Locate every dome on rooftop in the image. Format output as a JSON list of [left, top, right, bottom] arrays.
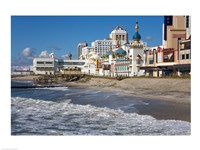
[[114, 48, 127, 56], [133, 32, 141, 41], [133, 21, 141, 42], [89, 53, 100, 60]]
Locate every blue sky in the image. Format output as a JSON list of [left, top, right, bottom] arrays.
[[11, 16, 164, 66]]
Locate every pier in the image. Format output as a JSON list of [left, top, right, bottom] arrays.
[[33, 74, 86, 84]]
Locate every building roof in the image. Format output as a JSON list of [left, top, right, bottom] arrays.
[[111, 26, 127, 34]]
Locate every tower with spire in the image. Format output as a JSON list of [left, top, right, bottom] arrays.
[[132, 21, 141, 43], [129, 21, 146, 76]]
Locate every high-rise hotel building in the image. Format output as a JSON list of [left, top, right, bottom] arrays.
[[88, 26, 128, 57], [163, 16, 187, 49], [77, 42, 88, 59]]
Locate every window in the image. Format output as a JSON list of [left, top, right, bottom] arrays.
[[182, 54, 185, 60], [186, 54, 190, 59], [37, 61, 44, 64], [149, 59, 154, 64], [180, 41, 191, 50], [45, 62, 53, 65], [186, 16, 189, 28]]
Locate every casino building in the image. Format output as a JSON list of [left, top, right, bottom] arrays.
[[99, 21, 146, 77]]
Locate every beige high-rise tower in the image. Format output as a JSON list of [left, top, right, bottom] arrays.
[[163, 16, 186, 50]]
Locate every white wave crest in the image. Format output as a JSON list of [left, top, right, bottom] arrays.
[[11, 97, 191, 135]]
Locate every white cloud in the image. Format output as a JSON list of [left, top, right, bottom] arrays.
[[145, 36, 153, 40], [39, 50, 49, 58], [21, 47, 36, 57]]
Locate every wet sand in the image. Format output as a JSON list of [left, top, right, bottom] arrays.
[[135, 99, 190, 122]]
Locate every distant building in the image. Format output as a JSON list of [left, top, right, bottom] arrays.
[[11, 66, 33, 76], [88, 26, 128, 57], [80, 46, 95, 60], [33, 53, 87, 75], [33, 16, 190, 78], [77, 42, 88, 59], [109, 26, 128, 41], [91, 39, 116, 56], [99, 21, 146, 77]]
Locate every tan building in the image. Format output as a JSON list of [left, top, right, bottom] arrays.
[[163, 16, 186, 50], [142, 16, 191, 77]]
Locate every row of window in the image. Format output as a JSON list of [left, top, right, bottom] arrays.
[[116, 35, 126, 40], [116, 66, 129, 71], [58, 62, 85, 66], [181, 54, 190, 60], [97, 42, 113, 45], [37, 61, 85, 66], [116, 61, 130, 65], [37, 61, 53, 65]]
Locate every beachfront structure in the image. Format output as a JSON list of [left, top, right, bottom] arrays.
[[76, 22, 146, 77], [142, 44, 190, 77], [98, 21, 146, 77], [33, 57, 57, 75], [32, 16, 190, 78], [57, 59, 86, 75], [33, 53, 87, 75], [33, 53, 57, 75], [142, 16, 191, 77], [99, 40, 130, 77], [176, 38, 191, 75]]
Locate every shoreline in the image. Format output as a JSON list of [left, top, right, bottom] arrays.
[[65, 79, 191, 122], [11, 76, 191, 122]]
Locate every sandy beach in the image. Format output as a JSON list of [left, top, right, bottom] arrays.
[[65, 77, 191, 103], [12, 76, 191, 122], [67, 77, 191, 122]]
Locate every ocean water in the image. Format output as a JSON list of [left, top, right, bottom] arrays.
[[11, 80, 191, 135]]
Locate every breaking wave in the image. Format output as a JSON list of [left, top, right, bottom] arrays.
[[11, 97, 190, 135]]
